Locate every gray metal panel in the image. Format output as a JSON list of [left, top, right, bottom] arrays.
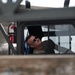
[[0, 6, 75, 22], [17, 22, 24, 54]]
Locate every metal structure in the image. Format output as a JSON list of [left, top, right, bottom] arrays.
[[0, 0, 75, 54]]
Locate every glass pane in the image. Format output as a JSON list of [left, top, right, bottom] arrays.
[[71, 36, 75, 53], [24, 23, 75, 54], [60, 36, 69, 43]]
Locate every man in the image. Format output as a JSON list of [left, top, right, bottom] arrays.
[[26, 35, 74, 54]]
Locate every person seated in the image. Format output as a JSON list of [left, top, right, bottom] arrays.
[[26, 35, 74, 54]]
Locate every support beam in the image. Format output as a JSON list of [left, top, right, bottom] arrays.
[[0, 6, 75, 22], [17, 22, 24, 54]]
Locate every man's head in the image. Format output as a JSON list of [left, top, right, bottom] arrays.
[[26, 35, 41, 49]]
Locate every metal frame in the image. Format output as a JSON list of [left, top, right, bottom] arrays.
[[0, 0, 75, 54], [0, 7, 75, 22]]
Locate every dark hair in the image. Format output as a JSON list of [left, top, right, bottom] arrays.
[[26, 35, 32, 42]]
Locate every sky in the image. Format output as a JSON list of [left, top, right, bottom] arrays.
[[21, 0, 75, 8], [1, 0, 75, 7]]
